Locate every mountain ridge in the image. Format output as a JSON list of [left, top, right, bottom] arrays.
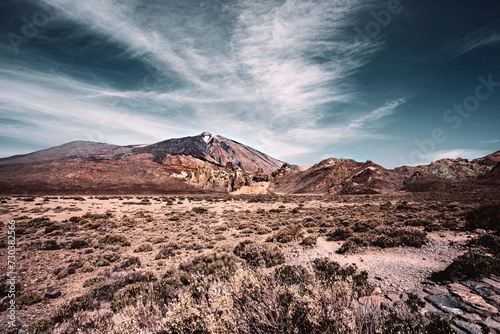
[[0, 134, 498, 195]]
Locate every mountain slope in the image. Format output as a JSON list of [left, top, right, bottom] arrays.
[[0, 132, 284, 194], [0, 141, 132, 165], [133, 132, 283, 173], [271, 158, 401, 195]]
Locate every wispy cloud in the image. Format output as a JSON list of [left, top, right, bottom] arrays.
[[422, 149, 491, 162], [286, 99, 406, 143], [479, 139, 500, 145], [438, 22, 500, 60], [1, 0, 391, 162]]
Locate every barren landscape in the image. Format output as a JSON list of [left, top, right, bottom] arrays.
[[1, 188, 499, 333]]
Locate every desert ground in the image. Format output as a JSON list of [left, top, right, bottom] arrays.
[[1, 190, 499, 333]]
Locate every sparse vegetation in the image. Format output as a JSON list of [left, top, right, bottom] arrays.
[[431, 250, 500, 282], [98, 234, 131, 247], [233, 240, 285, 267], [465, 202, 500, 234], [267, 224, 303, 243], [2, 192, 498, 333]]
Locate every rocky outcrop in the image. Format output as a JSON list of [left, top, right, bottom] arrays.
[[270, 158, 401, 195], [423, 277, 500, 333], [0, 132, 498, 195], [479, 162, 500, 185]]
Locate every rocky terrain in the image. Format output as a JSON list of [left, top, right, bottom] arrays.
[[0, 189, 499, 333], [0, 132, 498, 196]]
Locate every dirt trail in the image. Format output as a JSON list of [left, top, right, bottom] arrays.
[[288, 232, 471, 294]]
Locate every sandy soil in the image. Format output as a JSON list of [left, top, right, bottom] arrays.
[[0, 192, 487, 331]]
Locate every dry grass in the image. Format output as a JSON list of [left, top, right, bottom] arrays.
[[0, 192, 492, 333]]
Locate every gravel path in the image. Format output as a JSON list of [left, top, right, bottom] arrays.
[[287, 231, 472, 294]]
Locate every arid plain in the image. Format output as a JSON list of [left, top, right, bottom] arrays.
[[1, 188, 499, 333]]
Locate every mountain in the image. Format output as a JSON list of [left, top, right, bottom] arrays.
[[478, 162, 500, 185], [271, 153, 500, 195], [132, 132, 283, 173], [0, 132, 284, 195], [0, 133, 498, 195], [0, 141, 132, 165], [472, 151, 500, 166], [0, 132, 282, 174], [271, 158, 401, 195]]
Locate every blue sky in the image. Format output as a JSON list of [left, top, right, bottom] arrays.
[[0, 0, 499, 168]]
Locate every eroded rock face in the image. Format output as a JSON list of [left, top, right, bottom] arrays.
[[270, 159, 401, 195], [174, 163, 271, 193], [424, 276, 500, 333]]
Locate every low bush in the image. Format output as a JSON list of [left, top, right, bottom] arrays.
[[233, 240, 285, 267], [338, 227, 427, 253], [134, 243, 153, 253], [111, 282, 156, 311], [180, 251, 239, 280], [327, 227, 353, 241], [17, 290, 42, 306], [300, 235, 317, 246], [43, 260, 447, 333], [431, 251, 500, 282], [192, 207, 208, 214], [267, 224, 303, 243], [98, 234, 131, 247], [465, 202, 500, 234], [155, 246, 176, 260]]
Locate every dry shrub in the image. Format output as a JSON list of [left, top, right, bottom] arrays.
[[300, 235, 317, 246], [338, 227, 427, 254], [180, 251, 239, 280], [98, 234, 131, 247], [233, 240, 285, 267], [43, 260, 448, 333], [465, 202, 500, 234], [192, 206, 209, 214], [134, 242, 153, 253], [155, 245, 177, 260], [327, 227, 353, 241], [111, 282, 157, 311], [267, 224, 303, 243], [431, 250, 500, 282]]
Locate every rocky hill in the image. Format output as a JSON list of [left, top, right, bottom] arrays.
[[133, 132, 283, 173], [0, 133, 283, 195], [271, 158, 402, 195], [0, 134, 498, 195], [0, 141, 133, 165]]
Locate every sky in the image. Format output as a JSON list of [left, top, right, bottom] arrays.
[[0, 0, 499, 168]]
